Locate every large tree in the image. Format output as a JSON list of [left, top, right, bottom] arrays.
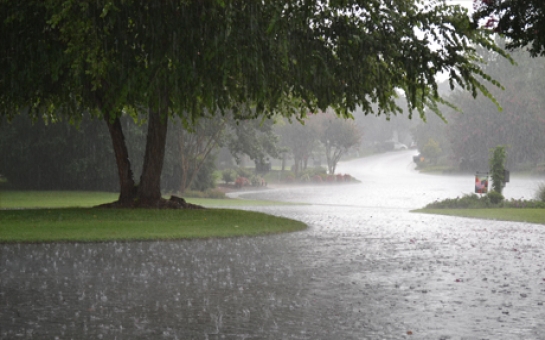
[[1, 0, 507, 207]]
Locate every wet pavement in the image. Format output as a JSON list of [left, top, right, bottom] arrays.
[[2, 151, 545, 339]]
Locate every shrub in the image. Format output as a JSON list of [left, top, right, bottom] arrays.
[[236, 167, 253, 178], [425, 193, 490, 209], [505, 198, 545, 209], [250, 175, 265, 186], [421, 138, 442, 164], [222, 169, 236, 184], [425, 192, 545, 209], [204, 188, 227, 199], [297, 167, 327, 182], [234, 176, 250, 188], [280, 171, 295, 181], [489, 146, 507, 194], [308, 167, 327, 177], [299, 173, 311, 182], [188, 155, 217, 192], [312, 175, 323, 183], [486, 190, 504, 204], [535, 182, 545, 202]]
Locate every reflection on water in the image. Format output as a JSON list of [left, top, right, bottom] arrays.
[[2, 151, 545, 339]]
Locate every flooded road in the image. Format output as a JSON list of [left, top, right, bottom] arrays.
[[2, 151, 545, 339], [239, 150, 538, 209]]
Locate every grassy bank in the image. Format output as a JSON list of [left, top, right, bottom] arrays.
[[0, 191, 306, 243], [414, 208, 545, 225], [0, 190, 295, 209]]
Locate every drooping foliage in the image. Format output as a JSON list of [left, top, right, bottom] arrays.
[[473, 0, 545, 57], [413, 41, 545, 172], [1, 0, 509, 206]]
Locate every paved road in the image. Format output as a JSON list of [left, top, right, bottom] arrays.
[[1, 151, 545, 339]]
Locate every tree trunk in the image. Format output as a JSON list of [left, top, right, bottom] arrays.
[[104, 113, 136, 205], [293, 157, 300, 177], [178, 128, 188, 195], [137, 103, 169, 206]]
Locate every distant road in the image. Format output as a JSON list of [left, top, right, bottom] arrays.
[[239, 150, 541, 210]]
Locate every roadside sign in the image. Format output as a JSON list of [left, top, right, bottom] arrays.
[[475, 172, 488, 194]]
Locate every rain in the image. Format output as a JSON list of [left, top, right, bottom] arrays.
[[2, 1, 545, 339], [2, 151, 545, 339]]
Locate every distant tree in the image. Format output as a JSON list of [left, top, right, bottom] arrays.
[[170, 112, 280, 194], [317, 111, 362, 174], [489, 145, 507, 194], [173, 116, 227, 195], [221, 169, 236, 185], [446, 43, 545, 171], [277, 117, 320, 176], [227, 117, 280, 170], [412, 38, 545, 172], [412, 113, 450, 160], [1, 1, 509, 208]]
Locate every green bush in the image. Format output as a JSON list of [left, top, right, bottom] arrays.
[[421, 138, 442, 164], [236, 167, 254, 178], [425, 192, 545, 209], [222, 169, 236, 184], [425, 193, 487, 209], [299, 173, 311, 182], [203, 188, 228, 199], [503, 198, 545, 208], [486, 190, 504, 204], [280, 171, 295, 181], [535, 182, 545, 202], [250, 175, 265, 186], [295, 167, 327, 182]]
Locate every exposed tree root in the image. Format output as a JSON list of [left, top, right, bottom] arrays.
[[96, 196, 205, 209]]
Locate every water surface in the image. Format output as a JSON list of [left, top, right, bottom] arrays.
[[2, 151, 544, 339]]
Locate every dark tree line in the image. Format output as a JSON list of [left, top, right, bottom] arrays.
[[0, 114, 118, 191]]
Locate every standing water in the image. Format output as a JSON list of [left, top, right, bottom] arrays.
[[2, 150, 545, 339]]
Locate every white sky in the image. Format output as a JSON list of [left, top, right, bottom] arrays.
[[446, 0, 474, 12]]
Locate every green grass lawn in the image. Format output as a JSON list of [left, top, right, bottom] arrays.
[[0, 208, 306, 243], [0, 191, 307, 243], [0, 190, 296, 209], [413, 208, 545, 225]]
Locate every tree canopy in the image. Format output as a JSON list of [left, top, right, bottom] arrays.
[[412, 40, 545, 172], [473, 0, 545, 57], [1, 0, 508, 207]]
